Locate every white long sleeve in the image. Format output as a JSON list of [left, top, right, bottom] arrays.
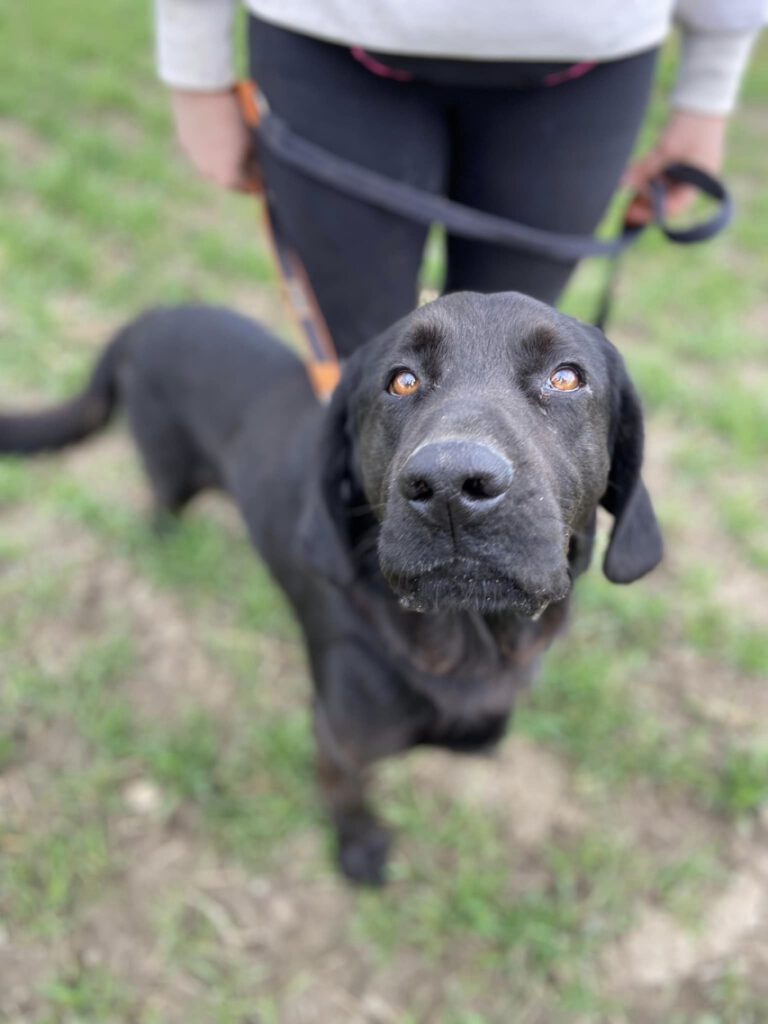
[[154, 0, 238, 90], [153, 0, 765, 112], [672, 1, 766, 112], [672, 29, 759, 112]]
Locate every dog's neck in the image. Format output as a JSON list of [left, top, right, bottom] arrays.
[[348, 575, 570, 725], [351, 558, 570, 679]]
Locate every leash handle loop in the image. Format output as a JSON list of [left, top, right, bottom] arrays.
[[645, 162, 734, 244], [594, 164, 734, 331]]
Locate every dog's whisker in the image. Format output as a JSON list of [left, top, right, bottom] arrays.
[[349, 532, 380, 561]]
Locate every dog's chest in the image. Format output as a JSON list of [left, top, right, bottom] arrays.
[[371, 598, 568, 723]]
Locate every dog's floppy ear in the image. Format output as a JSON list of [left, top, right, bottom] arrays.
[[297, 357, 364, 587], [600, 344, 663, 584]]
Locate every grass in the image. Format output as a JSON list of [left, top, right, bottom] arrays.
[[144, 707, 315, 861], [39, 966, 136, 1024], [47, 476, 296, 629], [0, 4, 767, 1021], [0, 751, 119, 935]]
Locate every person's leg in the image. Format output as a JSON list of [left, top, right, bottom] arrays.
[[248, 18, 448, 356], [445, 49, 658, 303]]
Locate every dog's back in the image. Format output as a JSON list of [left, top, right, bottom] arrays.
[[119, 306, 317, 462], [0, 305, 312, 450], [0, 304, 321, 528]]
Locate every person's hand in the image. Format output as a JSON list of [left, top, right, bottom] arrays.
[[170, 88, 257, 191], [623, 110, 727, 226]]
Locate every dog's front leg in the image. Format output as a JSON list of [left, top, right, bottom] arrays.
[[313, 707, 392, 887]]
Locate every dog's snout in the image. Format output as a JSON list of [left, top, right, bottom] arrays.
[[398, 440, 513, 523]]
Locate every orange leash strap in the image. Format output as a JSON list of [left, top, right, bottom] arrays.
[[235, 80, 341, 402]]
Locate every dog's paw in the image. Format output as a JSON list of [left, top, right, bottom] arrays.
[[337, 820, 392, 887]]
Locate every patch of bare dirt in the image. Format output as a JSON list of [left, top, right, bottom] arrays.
[[654, 646, 768, 734], [597, 777, 727, 861], [0, 118, 51, 166], [620, 416, 768, 737], [605, 865, 768, 996], [0, 936, 67, 1022], [3, 512, 239, 723], [596, 810, 768, 1020], [408, 735, 587, 847]]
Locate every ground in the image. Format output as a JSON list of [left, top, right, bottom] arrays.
[[1, 5, 767, 1022]]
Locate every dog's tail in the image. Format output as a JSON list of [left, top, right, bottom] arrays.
[[0, 319, 141, 455]]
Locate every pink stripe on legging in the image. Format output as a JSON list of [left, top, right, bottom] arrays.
[[543, 61, 597, 87], [351, 48, 595, 88], [350, 47, 414, 81]]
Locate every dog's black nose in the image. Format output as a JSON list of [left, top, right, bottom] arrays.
[[399, 440, 513, 523]]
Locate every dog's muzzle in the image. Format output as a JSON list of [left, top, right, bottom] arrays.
[[377, 438, 572, 615]]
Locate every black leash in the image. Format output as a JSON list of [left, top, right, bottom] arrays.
[[260, 113, 732, 263]]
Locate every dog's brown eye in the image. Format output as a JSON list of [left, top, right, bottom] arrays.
[[388, 369, 420, 397], [548, 366, 582, 392]]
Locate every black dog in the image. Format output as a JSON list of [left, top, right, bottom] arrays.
[[0, 293, 662, 884]]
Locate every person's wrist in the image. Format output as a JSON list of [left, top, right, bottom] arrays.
[[657, 109, 727, 171], [666, 109, 728, 129], [170, 85, 238, 107], [169, 87, 252, 191]]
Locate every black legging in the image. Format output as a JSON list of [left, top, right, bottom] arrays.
[[249, 17, 658, 355]]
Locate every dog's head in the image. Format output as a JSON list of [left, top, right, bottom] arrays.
[[301, 292, 662, 616]]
